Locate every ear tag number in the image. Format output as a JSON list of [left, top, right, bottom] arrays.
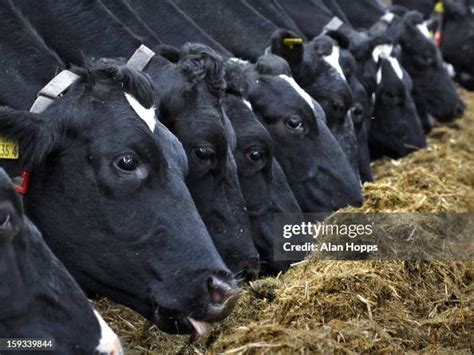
[[0, 137, 19, 159]]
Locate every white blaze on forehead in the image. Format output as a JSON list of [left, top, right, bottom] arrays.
[[94, 310, 123, 355], [229, 57, 250, 65], [372, 44, 403, 83], [243, 99, 253, 111], [323, 46, 347, 82], [372, 44, 393, 63], [124, 92, 156, 132], [417, 21, 432, 39], [381, 12, 395, 23], [278, 74, 315, 114]]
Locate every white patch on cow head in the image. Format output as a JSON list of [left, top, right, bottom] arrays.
[[372, 44, 403, 83], [243, 99, 253, 111], [94, 310, 123, 355], [381, 12, 395, 24], [229, 57, 250, 65], [278, 74, 315, 114], [124, 92, 156, 132], [417, 21, 432, 39], [323, 46, 347, 82]]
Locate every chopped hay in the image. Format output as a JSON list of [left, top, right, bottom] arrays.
[[94, 90, 474, 354]]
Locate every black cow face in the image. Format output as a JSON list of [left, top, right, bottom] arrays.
[[0, 168, 122, 354], [222, 93, 303, 274], [155, 44, 260, 281], [270, 29, 361, 179], [340, 49, 373, 182], [393, 11, 465, 123], [369, 53, 427, 158], [248, 74, 363, 212], [0, 63, 238, 335]]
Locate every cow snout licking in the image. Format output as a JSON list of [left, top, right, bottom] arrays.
[[152, 270, 239, 335]]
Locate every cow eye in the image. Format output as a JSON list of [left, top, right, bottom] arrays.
[[194, 146, 216, 161], [114, 153, 139, 172], [247, 148, 265, 162], [285, 116, 305, 133]]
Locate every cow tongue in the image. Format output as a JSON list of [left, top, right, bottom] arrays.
[[187, 317, 212, 336]]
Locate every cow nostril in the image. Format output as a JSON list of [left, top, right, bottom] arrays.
[[207, 275, 232, 305], [332, 100, 346, 114]]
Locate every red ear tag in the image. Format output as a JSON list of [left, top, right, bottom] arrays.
[[15, 170, 30, 194], [434, 31, 442, 47]]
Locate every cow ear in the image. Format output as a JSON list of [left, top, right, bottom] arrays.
[[402, 10, 424, 26], [0, 107, 58, 170], [325, 30, 350, 50], [224, 59, 254, 96], [255, 54, 292, 76], [270, 29, 304, 69]]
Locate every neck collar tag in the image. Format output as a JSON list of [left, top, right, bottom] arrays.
[[127, 45, 156, 71], [322, 17, 344, 35], [16, 70, 80, 195], [30, 70, 80, 113]]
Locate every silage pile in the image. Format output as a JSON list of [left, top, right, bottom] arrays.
[[95, 90, 474, 354]]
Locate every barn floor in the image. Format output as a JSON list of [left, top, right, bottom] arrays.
[[94, 90, 474, 354]]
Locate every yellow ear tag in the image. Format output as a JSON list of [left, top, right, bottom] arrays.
[[0, 137, 19, 159], [435, 2, 444, 14], [283, 38, 303, 47]]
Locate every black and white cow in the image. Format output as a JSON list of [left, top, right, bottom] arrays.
[[0, 168, 122, 354], [15, 0, 261, 279], [270, 30, 362, 179], [335, 1, 465, 129], [0, 0, 238, 335], [225, 56, 363, 213], [384, 10, 465, 129], [223, 67, 306, 274], [152, 44, 261, 279]]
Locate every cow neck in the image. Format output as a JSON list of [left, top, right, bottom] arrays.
[[0, 0, 65, 110], [14, 0, 144, 66], [0, 234, 31, 320]]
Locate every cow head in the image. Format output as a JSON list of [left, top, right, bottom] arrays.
[[223, 66, 304, 274], [391, 11, 465, 122], [339, 48, 373, 182], [0, 60, 238, 335], [0, 168, 122, 354], [369, 45, 427, 158], [226, 55, 363, 213], [153, 43, 260, 281], [270, 29, 361, 179]]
